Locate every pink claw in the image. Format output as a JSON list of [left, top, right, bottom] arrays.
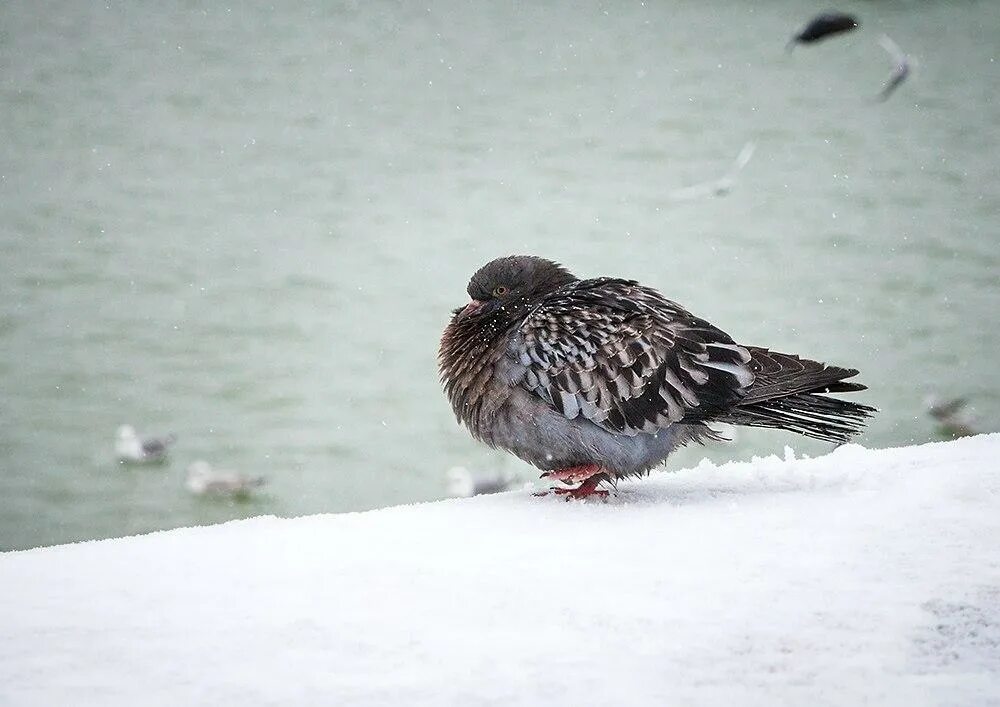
[[535, 471, 612, 501]]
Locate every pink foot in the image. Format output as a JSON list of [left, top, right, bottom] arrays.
[[540, 464, 602, 484], [534, 472, 612, 501]]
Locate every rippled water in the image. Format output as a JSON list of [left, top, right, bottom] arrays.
[[2, 0, 998, 550]]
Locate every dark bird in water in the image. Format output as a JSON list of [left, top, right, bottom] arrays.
[[787, 11, 859, 51], [439, 256, 875, 500], [876, 34, 912, 102], [926, 397, 977, 439]]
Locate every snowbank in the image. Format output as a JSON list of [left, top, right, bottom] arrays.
[[2, 435, 999, 707]]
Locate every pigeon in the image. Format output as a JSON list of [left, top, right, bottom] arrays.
[[445, 466, 517, 498], [116, 424, 176, 464], [876, 34, 912, 102], [439, 256, 876, 500], [185, 461, 265, 497], [787, 11, 859, 51], [668, 142, 756, 201]]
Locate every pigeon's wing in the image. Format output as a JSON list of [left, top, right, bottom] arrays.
[[514, 279, 755, 436]]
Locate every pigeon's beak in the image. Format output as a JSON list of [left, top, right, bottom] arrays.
[[457, 299, 487, 322]]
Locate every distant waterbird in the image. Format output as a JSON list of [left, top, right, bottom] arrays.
[[926, 397, 977, 439], [667, 141, 756, 201], [439, 256, 875, 500], [185, 461, 266, 498], [116, 425, 176, 465], [787, 11, 859, 51], [445, 466, 518, 498], [876, 34, 912, 102]]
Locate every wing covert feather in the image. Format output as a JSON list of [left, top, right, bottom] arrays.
[[514, 279, 755, 436]]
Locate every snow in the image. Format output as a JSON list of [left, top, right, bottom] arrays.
[[2, 435, 999, 707]]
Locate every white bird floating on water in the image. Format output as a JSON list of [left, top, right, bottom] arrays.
[[877, 34, 912, 102], [116, 425, 176, 465], [185, 460, 266, 498], [445, 466, 518, 498], [667, 141, 756, 201]]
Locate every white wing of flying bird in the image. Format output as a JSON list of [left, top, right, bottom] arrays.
[[668, 141, 757, 201], [724, 141, 757, 185], [877, 34, 912, 102], [878, 34, 906, 66]]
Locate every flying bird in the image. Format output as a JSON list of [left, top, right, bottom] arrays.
[[667, 142, 756, 201], [439, 256, 875, 500], [787, 11, 859, 51], [876, 34, 911, 101], [185, 461, 265, 498], [116, 424, 176, 464]]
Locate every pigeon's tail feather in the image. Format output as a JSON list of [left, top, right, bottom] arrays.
[[722, 393, 876, 444], [741, 347, 867, 402], [718, 347, 875, 444]]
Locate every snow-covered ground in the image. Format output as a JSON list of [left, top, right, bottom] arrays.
[[2, 435, 999, 707]]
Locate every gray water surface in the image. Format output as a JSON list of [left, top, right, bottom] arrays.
[[2, 0, 998, 550]]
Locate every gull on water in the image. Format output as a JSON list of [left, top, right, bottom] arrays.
[[445, 466, 518, 498], [925, 397, 978, 439], [116, 425, 176, 464], [877, 34, 912, 102], [185, 460, 266, 498], [667, 142, 756, 201]]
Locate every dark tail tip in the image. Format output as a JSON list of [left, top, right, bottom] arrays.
[[727, 393, 876, 445]]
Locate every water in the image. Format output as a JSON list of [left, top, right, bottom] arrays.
[[2, 0, 998, 551]]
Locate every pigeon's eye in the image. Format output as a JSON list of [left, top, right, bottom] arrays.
[[493, 286, 509, 297]]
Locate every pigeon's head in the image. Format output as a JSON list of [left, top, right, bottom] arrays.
[[455, 255, 577, 323]]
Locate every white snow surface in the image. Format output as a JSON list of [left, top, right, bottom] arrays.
[[2, 435, 1000, 707]]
